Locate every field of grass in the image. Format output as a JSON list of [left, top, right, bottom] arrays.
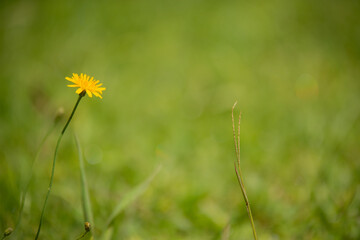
[[1, 0, 359, 239]]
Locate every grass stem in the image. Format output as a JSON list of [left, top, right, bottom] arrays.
[[232, 101, 258, 240]]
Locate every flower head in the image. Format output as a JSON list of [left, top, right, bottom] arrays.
[[66, 73, 106, 99]]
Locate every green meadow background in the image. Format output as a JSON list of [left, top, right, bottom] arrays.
[[1, 0, 360, 239]]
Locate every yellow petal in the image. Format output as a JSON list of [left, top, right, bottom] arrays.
[[86, 89, 93, 97], [65, 77, 77, 84], [76, 88, 83, 94], [93, 92, 101, 98]]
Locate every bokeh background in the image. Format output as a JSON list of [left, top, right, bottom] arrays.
[[1, 0, 360, 239]]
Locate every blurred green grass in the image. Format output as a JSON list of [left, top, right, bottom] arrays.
[[1, 0, 360, 239]]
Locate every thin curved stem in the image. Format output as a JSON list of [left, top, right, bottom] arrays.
[[35, 93, 84, 240]]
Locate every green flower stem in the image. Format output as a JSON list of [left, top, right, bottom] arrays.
[[62, 93, 84, 134], [35, 93, 84, 240]]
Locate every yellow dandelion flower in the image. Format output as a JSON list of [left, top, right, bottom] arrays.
[[66, 73, 106, 99]]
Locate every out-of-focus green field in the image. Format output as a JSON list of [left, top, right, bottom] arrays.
[[1, 0, 359, 239]]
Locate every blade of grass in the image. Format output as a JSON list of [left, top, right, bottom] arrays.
[[74, 134, 95, 231], [104, 165, 162, 228]]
